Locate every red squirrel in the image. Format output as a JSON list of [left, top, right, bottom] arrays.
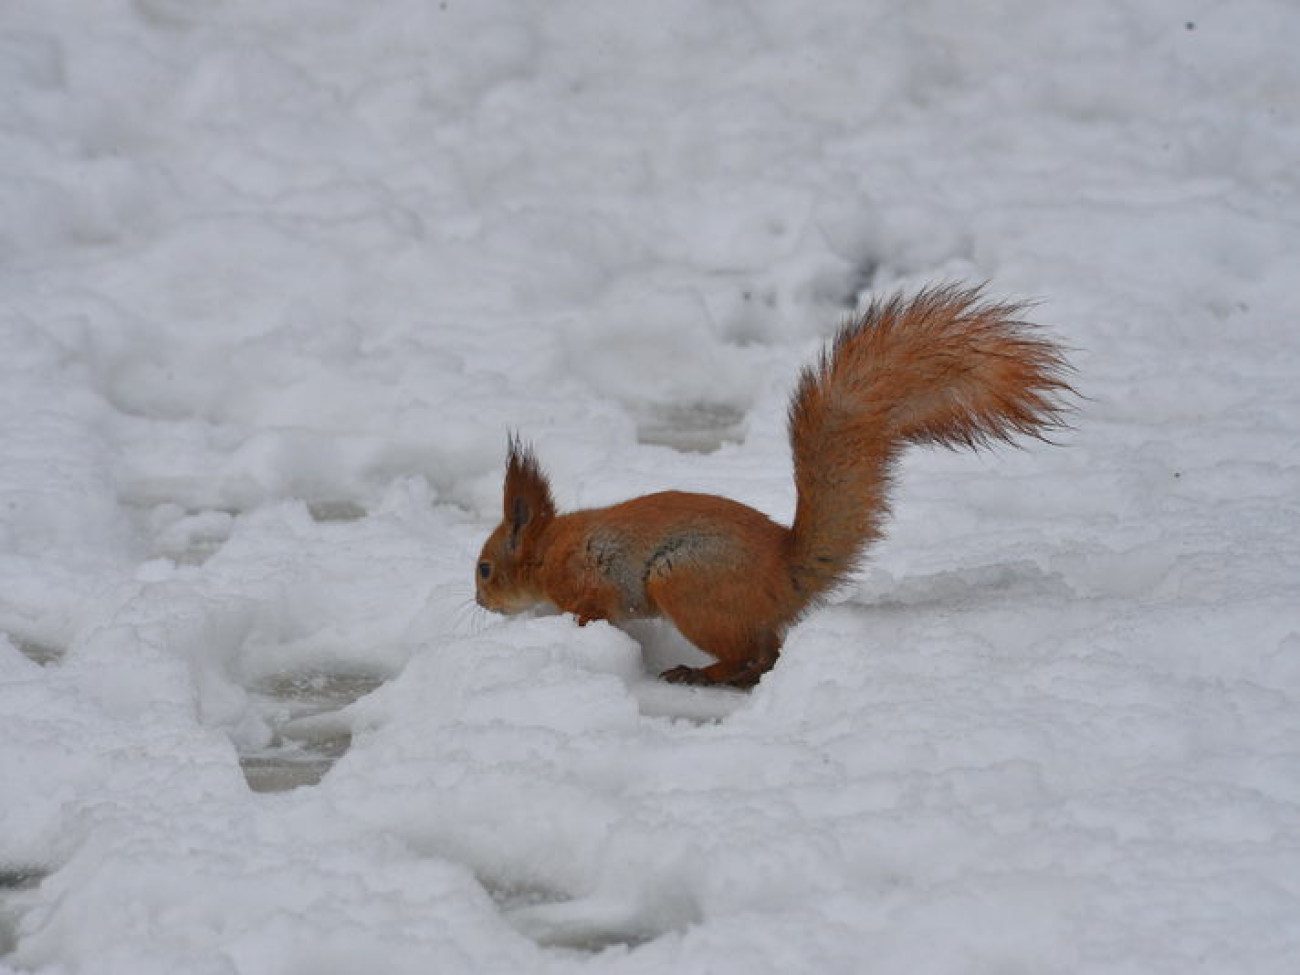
[[475, 284, 1073, 687]]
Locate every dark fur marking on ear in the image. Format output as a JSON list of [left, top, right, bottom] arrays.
[[507, 495, 531, 551]]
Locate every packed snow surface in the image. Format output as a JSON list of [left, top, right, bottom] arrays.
[[3, 1, 1300, 972]]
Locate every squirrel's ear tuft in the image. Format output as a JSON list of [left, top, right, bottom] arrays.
[[503, 434, 556, 550]]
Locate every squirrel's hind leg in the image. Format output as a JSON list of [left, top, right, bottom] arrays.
[[659, 637, 779, 688], [644, 547, 787, 688], [648, 579, 782, 688]]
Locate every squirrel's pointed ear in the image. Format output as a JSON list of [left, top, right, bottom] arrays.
[[503, 435, 555, 551]]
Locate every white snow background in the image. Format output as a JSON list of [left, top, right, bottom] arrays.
[[3, 1, 1299, 972]]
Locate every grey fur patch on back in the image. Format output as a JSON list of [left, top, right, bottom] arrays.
[[586, 529, 649, 615], [643, 531, 732, 582]]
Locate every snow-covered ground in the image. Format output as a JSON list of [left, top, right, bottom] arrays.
[[3, 1, 1299, 972]]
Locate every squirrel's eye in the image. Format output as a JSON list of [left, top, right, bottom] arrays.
[[477, 561, 492, 581]]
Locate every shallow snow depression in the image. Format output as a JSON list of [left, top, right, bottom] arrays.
[[3, 1, 1300, 973]]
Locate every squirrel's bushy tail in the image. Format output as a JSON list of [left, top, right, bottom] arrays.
[[786, 283, 1072, 604]]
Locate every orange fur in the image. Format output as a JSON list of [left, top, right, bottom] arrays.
[[476, 284, 1073, 687]]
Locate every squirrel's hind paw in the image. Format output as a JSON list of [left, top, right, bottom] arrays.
[[660, 663, 764, 690]]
